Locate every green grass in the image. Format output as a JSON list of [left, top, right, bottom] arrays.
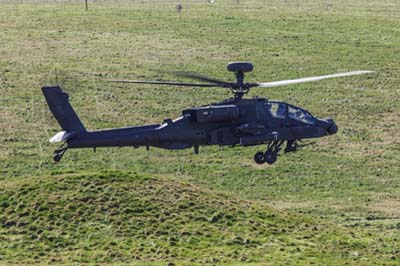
[[1, 0, 400, 264], [0, 171, 397, 265]]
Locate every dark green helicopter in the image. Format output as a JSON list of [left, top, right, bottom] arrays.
[[42, 62, 372, 164]]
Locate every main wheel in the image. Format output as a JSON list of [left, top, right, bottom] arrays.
[[254, 151, 265, 164], [264, 151, 277, 165]]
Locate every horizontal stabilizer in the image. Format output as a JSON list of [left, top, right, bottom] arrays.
[[49, 131, 79, 143]]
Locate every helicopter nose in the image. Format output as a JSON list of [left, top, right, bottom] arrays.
[[327, 120, 338, 135], [318, 118, 338, 135]]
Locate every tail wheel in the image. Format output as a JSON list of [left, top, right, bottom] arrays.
[[254, 151, 265, 164], [53, 153, 62, 162], [53, 146, 67, 163]]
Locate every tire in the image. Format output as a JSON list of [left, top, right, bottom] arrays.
[[53, 154, 61, 162], [264, 151, 277, 165], [254, 151, 265, 164]]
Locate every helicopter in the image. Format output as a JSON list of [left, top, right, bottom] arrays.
[[42, 62, 373, 164]]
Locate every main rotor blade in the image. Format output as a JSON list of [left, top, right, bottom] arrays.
[[108, 79, 221, 87], [174, 71, 232, 87], [255, 70, 374, 88]]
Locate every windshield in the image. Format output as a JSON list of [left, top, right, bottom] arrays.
[[267, 102, 286, 118], [288, 105, 316, 125], [267, 101, 316, 125]]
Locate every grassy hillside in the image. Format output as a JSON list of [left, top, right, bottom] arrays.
[[0, 171, 396, 265], [1, 0, 400, 264]]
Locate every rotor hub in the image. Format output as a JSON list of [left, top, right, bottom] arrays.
[[227, 62, 254, 73], [226, 62, 254, 98]]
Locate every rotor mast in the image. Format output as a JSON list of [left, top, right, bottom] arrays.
[[227, 62, 254, 99]]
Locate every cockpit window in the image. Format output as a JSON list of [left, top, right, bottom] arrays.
[[267, 101, 316, 125], [288, 106, 316, 125], [267, 102, 286, 118]]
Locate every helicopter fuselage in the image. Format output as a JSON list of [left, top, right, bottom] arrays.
[[63, 95, 337, 160]]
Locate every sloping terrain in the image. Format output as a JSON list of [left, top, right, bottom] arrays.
[[1, 0, 400, 265], [0, 171, 384, 265]]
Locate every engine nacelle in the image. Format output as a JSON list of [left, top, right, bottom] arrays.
[[183, 105, 239, 123]]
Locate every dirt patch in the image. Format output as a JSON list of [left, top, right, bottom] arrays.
[[269, 200, 316, 210], [368, 200, 400, 216]]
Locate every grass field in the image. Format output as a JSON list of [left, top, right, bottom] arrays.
[[1, 0, 400, 265]]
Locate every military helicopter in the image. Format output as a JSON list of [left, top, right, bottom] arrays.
[[42, 62, 372, 164]]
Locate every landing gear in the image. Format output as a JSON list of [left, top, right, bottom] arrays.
[[253, 140, 284, 165], [284, 140, 298, 153], [253, 139, 306, 165], [264, 150, 277, 164], [53, 144, 68, 163], [53, 152, 63, 162], [254, 151, 265, 164]]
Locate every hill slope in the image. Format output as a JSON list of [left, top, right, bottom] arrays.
[[1, 0, 400, 265], [0, 171, 379, 265]]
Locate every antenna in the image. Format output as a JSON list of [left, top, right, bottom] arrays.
[[55, 68, 59, 86]]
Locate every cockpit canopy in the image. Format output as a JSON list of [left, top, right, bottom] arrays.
[[267, 101, 317, 125]]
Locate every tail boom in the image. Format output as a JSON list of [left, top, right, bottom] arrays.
[[66, 125, 160, 149]]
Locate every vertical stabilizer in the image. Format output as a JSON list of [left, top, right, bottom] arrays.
[[42, 86, 86, 133]]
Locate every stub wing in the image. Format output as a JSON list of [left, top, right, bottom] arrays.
[[240, 131, 278, 146]]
